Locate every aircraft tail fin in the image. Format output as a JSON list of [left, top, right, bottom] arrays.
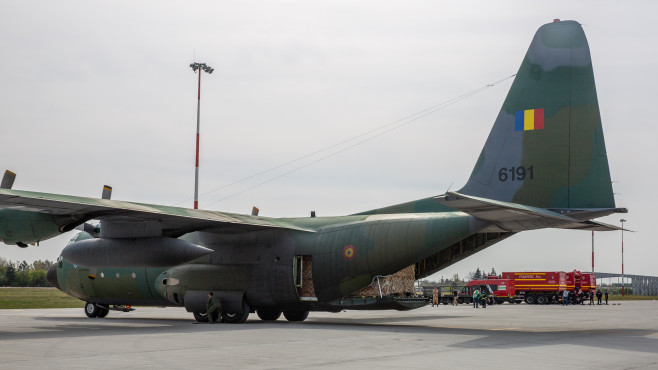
[[459, 20, 616, 210]]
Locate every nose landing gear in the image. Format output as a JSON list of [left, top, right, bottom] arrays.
[[84, 302, 133, 318]]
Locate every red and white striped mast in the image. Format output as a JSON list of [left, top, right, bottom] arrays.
[[189, 62, 213, 209], [620, 219, 627, 296]]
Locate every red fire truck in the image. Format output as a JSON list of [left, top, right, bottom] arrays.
[[463, 278, 516, 304], [423, 279, 516, 305], [446, 278, 516, 305], [501, 271, 566, 304], [566, 270, 597, 292], [423, 270, 597, 305]]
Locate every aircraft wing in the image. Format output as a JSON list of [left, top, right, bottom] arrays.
[[0, 188, 311, 245], [435, 191, 622, 232]]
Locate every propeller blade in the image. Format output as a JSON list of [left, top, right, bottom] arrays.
[[1, 170, 16, 189], [102, 185, 112, 200], [75, 222, 100, 238]]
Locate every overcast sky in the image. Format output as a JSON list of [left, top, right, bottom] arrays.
[[1, 1, 655, 279]]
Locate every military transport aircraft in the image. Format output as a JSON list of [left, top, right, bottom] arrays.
[[0, 20, 626, 323]]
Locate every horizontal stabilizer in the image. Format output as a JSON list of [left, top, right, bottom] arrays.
[[554, 220, 631, 232], [436, 192, 621, 232]]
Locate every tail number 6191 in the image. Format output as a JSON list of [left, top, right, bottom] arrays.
[[498, 166, 534, 182]]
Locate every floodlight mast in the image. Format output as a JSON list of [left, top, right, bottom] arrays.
[[189, 62, 213, 209]]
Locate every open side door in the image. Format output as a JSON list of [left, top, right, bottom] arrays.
[[294, 255, 317, 301]]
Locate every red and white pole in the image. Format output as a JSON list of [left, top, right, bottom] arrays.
[[194, 68, 201, 209], [190, 62, 213, 209], [620, 219, 626, 296]]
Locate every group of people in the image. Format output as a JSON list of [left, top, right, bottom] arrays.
[[561, 288, 608, 306], [431, 287, 460, 307], [430, 286, 491, 308], [472, 288, 489, 308]]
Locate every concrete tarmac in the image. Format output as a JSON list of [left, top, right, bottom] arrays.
[[1, 301, 657, 369]]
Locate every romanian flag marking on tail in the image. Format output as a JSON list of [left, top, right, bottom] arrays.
[[515, 109, 544, 131]]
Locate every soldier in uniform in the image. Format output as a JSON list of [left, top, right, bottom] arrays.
[[453, 288, 458, 306], [432, 286, 439, 307], [206, 292, 222, 324]]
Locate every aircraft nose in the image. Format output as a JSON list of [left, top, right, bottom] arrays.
[[46, 263, 60, 290]]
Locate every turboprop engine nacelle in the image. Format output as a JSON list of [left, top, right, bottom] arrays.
[[61, 237, 213, 267]]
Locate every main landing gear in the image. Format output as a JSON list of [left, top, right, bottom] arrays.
[[192, 310, 250, 323], [256, 309, 309, 322], [194, 308, 310, 323], [193, 299, 251, 324], [256, 309, 282, 321]]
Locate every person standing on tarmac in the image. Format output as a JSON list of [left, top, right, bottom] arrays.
[[605, 290, 609, 305], [481, 289, 487, 308], [562, 290, 569, 306], [589, 290, 595, 305], [473, 289, 480, 308], [596, 289, 603, 305], [206, 292, 223, 324], [453, 288, 459, 306], [432, 286, 439, 307]]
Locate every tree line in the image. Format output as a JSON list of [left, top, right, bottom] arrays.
[[421, 267, 498, 288], [0, 258, 53, 287]]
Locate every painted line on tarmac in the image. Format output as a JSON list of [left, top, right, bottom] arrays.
[[425, 325, 655, 334]]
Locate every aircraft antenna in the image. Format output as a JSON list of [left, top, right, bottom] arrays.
[[172, 74, 515, 207]]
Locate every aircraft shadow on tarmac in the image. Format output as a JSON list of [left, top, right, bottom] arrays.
[[5, 315, 655, 354]]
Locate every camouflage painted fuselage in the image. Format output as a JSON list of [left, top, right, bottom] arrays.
[[53, 211, 479, 311]]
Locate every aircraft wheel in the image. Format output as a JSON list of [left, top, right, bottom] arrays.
[[97, 308, 110, 318], [222, 311, 249, 323], [283, 311, 309, 322], [193, 312, 209, 323], [524, 294, 536, 305], [85, 302, 100, 318], [223, 299, 250, 324], [256, 309, 282, 321]]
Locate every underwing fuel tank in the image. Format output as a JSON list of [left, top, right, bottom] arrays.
[[61, 237, 213, 267]]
